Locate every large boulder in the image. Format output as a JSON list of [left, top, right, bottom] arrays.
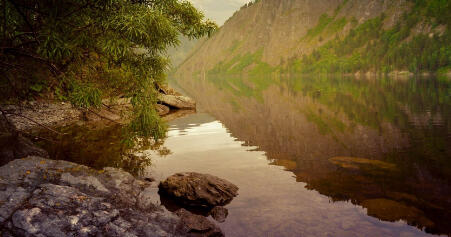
[[159, 94, 196, 110], [159, 172, 238, 208], [0, 157, 223, 237]]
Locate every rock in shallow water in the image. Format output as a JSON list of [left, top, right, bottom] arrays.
[[159, 172, 239, 208], [209, 206, 228, 223], [156, 104, 171, 116], [176, 209, 224, 237], [0, 156, 222, 237], [159, 94, 196, 109]]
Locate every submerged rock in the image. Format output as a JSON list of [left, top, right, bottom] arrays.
[[176, 209, 224, 237], [159, 172, 239, 208], [209, 206, 228, 223], [159, 94, 196, 109], [0, 157, 222, 237]]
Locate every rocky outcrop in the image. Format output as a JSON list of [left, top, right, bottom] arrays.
[[159, 95, 196, 110], [0, 157, 222, 237], [159, 172, 238, 208]]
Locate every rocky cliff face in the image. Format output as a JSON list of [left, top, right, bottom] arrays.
[[175, 0, 449, 75]]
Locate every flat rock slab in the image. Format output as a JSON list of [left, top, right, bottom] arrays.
[[159, 95, 196, 109], [156, 104, 171, 116], [0, 157, 222, 237], [159, 172, 238, 208]]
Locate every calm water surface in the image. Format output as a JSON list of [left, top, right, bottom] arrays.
[[37, 74, 451, 236]]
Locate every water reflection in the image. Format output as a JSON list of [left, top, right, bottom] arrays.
[[150, 113, 433, 237], [33, 121, 167, 176], [174, 74, 451, 235]]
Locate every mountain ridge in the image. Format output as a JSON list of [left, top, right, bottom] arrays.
[[175, 0, 450, 76]]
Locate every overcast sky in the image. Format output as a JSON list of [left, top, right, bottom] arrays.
[[188, 0, 250, 26]]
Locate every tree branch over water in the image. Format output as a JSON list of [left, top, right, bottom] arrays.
[[0, 0, 217, 142]]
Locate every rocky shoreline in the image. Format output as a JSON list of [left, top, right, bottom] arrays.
[[0, 90, 240, 236], [1, 89, 196, 132], [0, 156, 223, 237]]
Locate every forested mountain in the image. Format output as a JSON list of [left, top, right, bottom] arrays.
[[175, 0, 450, 76]]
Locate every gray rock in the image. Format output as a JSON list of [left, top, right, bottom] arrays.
[[159, 95, 196, 109], [0, 156, 223, 237], [0, 186, 31, 222], [61, 172, 110, 193], [12, 208, 42, 234], [159, 172, 238, 207], [137, 186, 159, 210]]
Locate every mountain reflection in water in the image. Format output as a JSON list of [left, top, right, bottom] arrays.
[[33, 74, 451, 236], [172, 74, 450, 236]]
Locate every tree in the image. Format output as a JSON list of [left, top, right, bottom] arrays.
[[0, 0, 217, 142]]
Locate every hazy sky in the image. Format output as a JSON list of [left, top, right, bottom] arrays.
[[188, 0, 250, 25]]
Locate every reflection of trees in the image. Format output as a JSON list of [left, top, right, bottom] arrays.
[[177, 74, 451, 235], [34, 122, 170, 176]]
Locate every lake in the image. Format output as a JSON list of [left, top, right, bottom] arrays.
[[36, 74, 451, 236]]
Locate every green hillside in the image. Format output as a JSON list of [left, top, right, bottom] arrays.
[[176, 0, 451, 76]]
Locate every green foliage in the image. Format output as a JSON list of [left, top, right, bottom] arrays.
[[228, 40, 242, 53], [69, 83, 102, 109], [209, 49, 275, 75], [334, 0, 349, 16], [326, 17, 348, 34], [29, 83, 44, 93], [291, 0, 451, 74], [303, 14, 334, 40], [1, 0, 217, 141]]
